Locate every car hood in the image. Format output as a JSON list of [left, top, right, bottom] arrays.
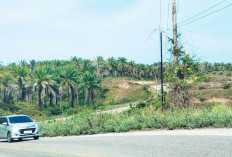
[[11, 122, 37, 129]]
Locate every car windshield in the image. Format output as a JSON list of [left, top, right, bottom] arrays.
[[9, 116, 33, 124]]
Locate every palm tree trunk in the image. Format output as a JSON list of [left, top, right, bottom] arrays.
[[71, 87, 74, 108], [91, 87, 94, 106], [76, 90, 79, 107], [60, 93, 63, 109], [3, 88, 7, 103], [38, 88, 42, 111], [68, 84, 71, 107], [49, 92, 53, 106], [122, 64, 124, 76], [59, 86, 63, 109], [87, 88, 91, 106], [55, 96, 58, 106]]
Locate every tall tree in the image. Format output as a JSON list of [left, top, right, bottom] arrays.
[[117, 57, 127, 76], [107, 57, 117, 76], [60, 66, 78, 108], [95, 56, 105, 79], [30, 60, 36, 72], [71, 57, 83, 72], [79, 73, 101, 106], [13, 66, 28, 102], [32, 68, 55, 111], [0, 72, 15, 103]]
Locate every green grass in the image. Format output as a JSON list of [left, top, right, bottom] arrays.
[[194, 89, 232, 99], [100, 77, 150, 105], [96, 101, 137, 111], [39, 104, 232, 137]]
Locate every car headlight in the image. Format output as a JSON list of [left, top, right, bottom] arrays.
[[12, 126, 20, 134]]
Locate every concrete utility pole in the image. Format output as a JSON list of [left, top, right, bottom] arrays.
[[172, 0, 178, 64], [160, 31, 164, 111]]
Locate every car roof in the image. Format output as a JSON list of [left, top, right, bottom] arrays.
[[1, 115, 28, 118]]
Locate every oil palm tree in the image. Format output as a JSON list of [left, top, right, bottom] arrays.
[[13, 66, 28, 102], [32, 68, 55, 111], [30, 60, 36, 72], [107, 57, 117, 76], [95, 56, 105, 78], [79, 72, 101, 106], [60, 66, 78, 108], [117, 57, 127, 76], [0, 71, 15, 103], [71, 57, 83, 72], [128, 61, 135, 76]]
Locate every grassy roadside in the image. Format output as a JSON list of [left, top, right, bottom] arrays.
[[96, 101, 138, 111], [39, 103, 232, 137]]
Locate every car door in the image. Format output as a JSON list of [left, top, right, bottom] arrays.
[[0, 118, 8, 139], [0, 118, 4, 139]]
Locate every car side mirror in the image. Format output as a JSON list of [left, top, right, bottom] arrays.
[[2, 122, 7, 125]]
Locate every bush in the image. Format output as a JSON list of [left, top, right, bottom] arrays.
[[62, 108, 78, 116], [198, 85, 205, 90], [218, 72, 223, 75], [222, 83, 231, 89], [199, 96, 206, 102], [136, 102, 147, 108], [132, 75, 141, 80], [226, 73, 231, 76], [39, 104, 232, 137], [203, 77, 211, 82], [142, 85, 151, 94]]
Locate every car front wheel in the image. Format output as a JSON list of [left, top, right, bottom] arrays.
[[7, 132, 13, 143], [34, 136, 39, 140]]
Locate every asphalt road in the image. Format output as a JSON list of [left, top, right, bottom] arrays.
[[0, 129, 232, 157]]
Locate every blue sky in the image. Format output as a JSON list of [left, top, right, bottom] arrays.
[[0, 0, 231, 65]]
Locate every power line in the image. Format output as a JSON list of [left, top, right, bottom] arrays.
[[179, 3, 232, 28], [179, 0, 228, 25], [166, 0, 171, 30], [159, 0, 162, 29], [164, 0, 171, 62]]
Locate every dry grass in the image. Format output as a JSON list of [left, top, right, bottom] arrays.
[[101, 77, 151, 105]]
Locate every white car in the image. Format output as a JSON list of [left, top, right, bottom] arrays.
[[0, 115, 40, 143]]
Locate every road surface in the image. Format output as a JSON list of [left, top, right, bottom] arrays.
[[0, 129, 232, 157], [153, 84, 170, 92]]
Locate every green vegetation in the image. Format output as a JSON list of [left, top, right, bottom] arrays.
[[222, 83, 231, 89], [199, 96, 206, 102], [0, 57, 158, 117], [1, 57, 232, 137], [194, 89, 232, 99], [218, 72, 223, 75], [40, 103, 232, 137], [198, 85, 205, 90]]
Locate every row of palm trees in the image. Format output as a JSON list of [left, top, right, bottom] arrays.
[[1, 56, 230, 111], [0, 59, 102, 111], [0, 56, 163, 111]]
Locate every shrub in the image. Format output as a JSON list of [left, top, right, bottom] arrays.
[[136, 101, 147, 108], [203, 77, 211, 82], [199, 96, 206, 102], [218, 72, 223, 75], [222, 83, 231, 89], [62, 108, 78, 116], [39, 104, 232, 137], [132, 75, 141, 80], [142, 85, 151, 94], [198, 85, 205, 90], [226, 73, 231, 76], [142, 84, 150, 91]]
